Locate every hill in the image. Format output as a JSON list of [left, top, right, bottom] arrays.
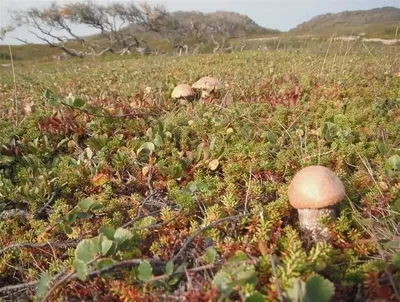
[[290, 6, 400, 38], [171, 11, 279, 36], [117, 10, 279, 39]]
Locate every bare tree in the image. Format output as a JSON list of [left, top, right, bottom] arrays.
[[0, 25, 15, 41], [8, 1, 179, 58], [191, 43, 204, 55]]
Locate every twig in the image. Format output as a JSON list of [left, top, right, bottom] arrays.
[[41, 270, 75, 302], [348, 199, 400, 301], [121, 209, 162, 229], [42, 255, 101, 301], [130, 212, 181, 231], [339, 30, 355, 74], [147, 166, 154, 194], [0, 240, 79, 255], [362, 42, 384, 71], [121, 191, 163, 229], [195, 194, 206, 218], [244, 167, 252, 213], [0, 280, 39, 294], [0, 209, 30, 220], [395, 26, 399, 71], [171, 214, 249, 262], [0, 271, 65, 294], [35, 190, 59, 219], [8, 45, 18, 128], [302, 150, 335, 161], [87, 258, 165, 279], [270, 254, 285, 302], [320, 33, 335, 76], [60, 101, 156, 119], [357, 152, 384, 198], [148, 264, 216, 283]]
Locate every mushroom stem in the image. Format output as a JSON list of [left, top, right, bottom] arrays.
[[297, 207, 336, 241]]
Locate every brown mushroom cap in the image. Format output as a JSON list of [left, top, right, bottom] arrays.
[[171, 84, 195, 99], [288, 166, 345, 209], [192, 77, 223, 91]]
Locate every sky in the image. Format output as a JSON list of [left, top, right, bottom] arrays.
[[1, 0, 399, 45]]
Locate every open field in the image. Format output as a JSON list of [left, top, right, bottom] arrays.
[[0, 43, 400, 301]]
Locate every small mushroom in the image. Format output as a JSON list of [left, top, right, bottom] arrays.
[[171, 84, 195, 105], [192, 77, 223, 101], [288, 165, 345, 241]]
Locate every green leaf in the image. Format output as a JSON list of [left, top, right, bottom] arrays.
[[113, 228, 133, 243], [137, 142, 155, 157], [88, 106, 102, 115], [378, 141, 389, 155], [174, 264, 186, 275], [205, 247, 217, 264], [97, 258, 114, 269], [322, 122, 337, 142], [73, 259, 88, 281], [49, 97, 60, 107], [138, 260, 153, 283], [245, 292, 265, 302], [75, 212, 93, 219], [36, 271, 51, 297], [392, 253, 400, 269], [213, 271, 233, 295], [43, 89, 62, 106], [99, 227, 116, 240], [267, 131, 278, 144], [228, 251, 248, 264], [165, 261, 174, 276], [304, 275, 335, 302], [43, 89, 53, 99], [386, 155, 400, 171], [168, 276, 180, 286], [89, 202, 103, 211], [392, 199, 400, 213], [183, 182, 198, 194], [78, 198, 95, 210], [72, 98, 86, 108], [153, 134, 163, 147], [59, 222, 73, 235], [285, 278, 306, 302], [383, 240, 400, 249], [75, 238, 101, 263], [56, 137, 69, 149], [0, 155, 15, 165], [236, 268, 256, 284], [101, 237, 113, 255], [66, 211, 77, 223]]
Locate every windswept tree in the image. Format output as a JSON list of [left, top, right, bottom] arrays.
[[0, 25, 15, 41], [184, 16, 249, 54], [8, 1, 183, 57]]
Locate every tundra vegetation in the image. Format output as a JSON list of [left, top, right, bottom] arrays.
[[0, 11, 400, 302]]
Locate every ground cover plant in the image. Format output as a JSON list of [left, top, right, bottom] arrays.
[[0, 42, 400, 301]]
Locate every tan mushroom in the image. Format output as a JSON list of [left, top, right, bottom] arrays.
[[288, 165, 345, 240], [171, 84, 195, 105], [192, 77, 223, 100]]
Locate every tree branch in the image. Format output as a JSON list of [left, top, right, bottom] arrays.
[[0, 240, 79, 256], [60, 101, 156, 118], [171, 213, 249, 262]]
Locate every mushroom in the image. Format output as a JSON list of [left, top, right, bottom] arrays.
[[288, 165, 345, 241], [191, 77, 223, 101], [171, 84, 195, 105]]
